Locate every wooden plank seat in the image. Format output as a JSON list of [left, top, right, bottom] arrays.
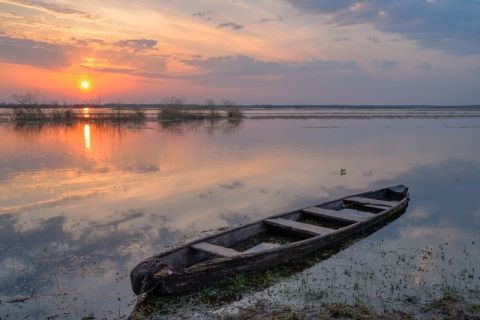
[[344, 196, 398, 207], [190, 242, 241, 258], [265, 218, 335, 237], [302, 207, 373, 223]]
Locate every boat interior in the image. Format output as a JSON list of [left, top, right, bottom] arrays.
[[160, 187, 407, 269]]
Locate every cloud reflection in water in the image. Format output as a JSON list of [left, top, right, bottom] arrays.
[[0, 115, 480, 317]]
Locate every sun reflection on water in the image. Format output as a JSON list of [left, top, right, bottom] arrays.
[[84, 124, 91, 151]]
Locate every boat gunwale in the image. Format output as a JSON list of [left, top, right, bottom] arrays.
[[185, 191, 409, 265], [162, 186, 407, 258]]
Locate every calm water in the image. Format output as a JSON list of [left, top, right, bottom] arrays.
[[1, 109, 480, 318]]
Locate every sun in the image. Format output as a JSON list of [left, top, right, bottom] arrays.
[[81, 80, 90, 89]]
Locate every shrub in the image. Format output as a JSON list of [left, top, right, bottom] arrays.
[[12, 92, 47, 122], [157, 96, 208, 121], [222, 99, 244, 119], [204, 98, 221, 118], [226, 108, 244, 119]]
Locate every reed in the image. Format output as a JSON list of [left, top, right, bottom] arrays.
[[9, 93, 245, 124], [222, 99, 244, 119], [226, 108, 244, 119], [157, 97, 244, 121], [9, 93, 147, 124], [49, 108, 79, 122], [95, 108, 146, 123]]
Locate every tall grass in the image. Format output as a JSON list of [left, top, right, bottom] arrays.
[[157, 97, 244, 122], [97, 108, 146, 123], [50, 108, 78, 122], [158, 96, 208, 121], [9, 93, 243, 124], [10, 93, 148, 124]]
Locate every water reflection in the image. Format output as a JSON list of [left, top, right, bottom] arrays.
[[159, 118, 243, 134], [0, 114, 480, 318], [13, 121, 75, 133], [84, 124, 91, 151]]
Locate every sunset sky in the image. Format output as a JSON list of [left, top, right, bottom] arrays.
[[0, 0, 479, 105]]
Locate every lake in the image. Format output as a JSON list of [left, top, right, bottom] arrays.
[[1, 107, 480, 318]]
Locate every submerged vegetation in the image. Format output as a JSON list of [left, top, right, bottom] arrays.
[[219, 296, 480, 320], [130, 220, 480, 319]]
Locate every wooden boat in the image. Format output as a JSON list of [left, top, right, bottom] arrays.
[[130, 185, 409, 295]]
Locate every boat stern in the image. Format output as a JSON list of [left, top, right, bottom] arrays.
[[130, 258, 173, 295]]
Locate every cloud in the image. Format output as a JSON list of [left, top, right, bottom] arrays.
[[81, 66, 136, 75], [0, 36, 69, 69], [415, 62, 433, 72], [182, 55, 280, 76], [71, 37, 106, 47], [366, 36, 379, 44], [182, 55, 359, 78], [285, 0, 480, 55], [192, 11, 212, 18], [259, 16, 284, 23], [5, 0, 100, 20], [79, 49, 168, 77], [374, 60, 399, 71], [177, 55, 361, 90], [301, 59, 359, 70], [217, 22, 244, 30], [219, 181, 244, 190], [114, 39, 158, 52], [285, 1, 354, 14]]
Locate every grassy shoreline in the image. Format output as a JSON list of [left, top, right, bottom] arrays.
[[129, 222, 480, 319], [227, 296, 480, 319], [130, 286, 480, 319]]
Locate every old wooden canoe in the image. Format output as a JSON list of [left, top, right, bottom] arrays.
[[130, 185, 409, 295]]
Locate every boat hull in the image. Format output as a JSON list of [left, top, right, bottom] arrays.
[[131, 185, 409, 295]]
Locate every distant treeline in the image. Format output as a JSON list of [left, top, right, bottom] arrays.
[[251, 104, 480, 109], [0, 92, 478, 109], [1, 103, 478, 109]]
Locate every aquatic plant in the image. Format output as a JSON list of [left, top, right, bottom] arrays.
[[226, 108, 244, 119], [204, 98, 222, 118], [157, 96, 244, 121], [96, 108, 146, 123], [222, 99, 244, 119], [49, 108, 79, 122]]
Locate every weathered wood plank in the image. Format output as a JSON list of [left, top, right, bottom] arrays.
[[190, 242, 241, 258], [265, 218, 335, 237], [302, 207, 370, 223], [344, 196, 398, 207]]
